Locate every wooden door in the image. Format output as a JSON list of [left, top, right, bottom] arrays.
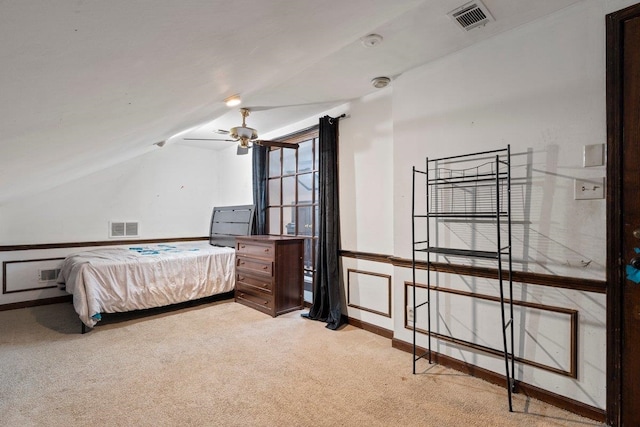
[[607, 3, 640, 426]]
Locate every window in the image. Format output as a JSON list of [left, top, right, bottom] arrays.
[[267, 128, 318, 303]]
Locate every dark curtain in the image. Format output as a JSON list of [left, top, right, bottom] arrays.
[[252, 144, 268, 235], [302, 115, 344, 330]]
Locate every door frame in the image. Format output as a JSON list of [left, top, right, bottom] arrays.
[[606, 3, 640, 426]]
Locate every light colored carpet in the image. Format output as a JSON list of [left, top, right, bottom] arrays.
[[0, 300, 603, 426]]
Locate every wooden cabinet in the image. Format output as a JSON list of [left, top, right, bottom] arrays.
[[235, 235, 304, 317]]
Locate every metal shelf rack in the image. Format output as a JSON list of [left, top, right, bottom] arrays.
[[411, 146, 514, 411]]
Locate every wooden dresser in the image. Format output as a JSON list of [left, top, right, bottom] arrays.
[[235, 235, 304, 317]]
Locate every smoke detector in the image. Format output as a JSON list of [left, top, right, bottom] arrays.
[[371, 76, 391, 89], [361, 34, 383, 48]]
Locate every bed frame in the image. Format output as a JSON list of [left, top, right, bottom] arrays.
[[209, 204, 255, 247], [74, 205, 255, 333]]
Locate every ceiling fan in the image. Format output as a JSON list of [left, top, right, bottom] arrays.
[[183, 108, 299, 155]]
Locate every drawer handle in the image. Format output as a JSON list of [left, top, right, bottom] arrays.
[[264, 248, 270, 253], [240, 244, 246, 248], [263, 301, 268, 304], [263, 265, 268, 270], [239, 261, 245, 265]]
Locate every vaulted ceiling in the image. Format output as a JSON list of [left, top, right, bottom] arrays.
[[0, 0, 582, 203]]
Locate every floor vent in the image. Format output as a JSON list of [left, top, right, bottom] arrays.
[[39, 268, 61, 282], [109, 221, 139, 238], [448, 1, 494, 31]]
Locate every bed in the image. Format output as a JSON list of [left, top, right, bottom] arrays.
[[57, 205, 255, 330]]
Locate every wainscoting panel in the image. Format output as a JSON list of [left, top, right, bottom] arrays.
[[405, 281, 578, 378], [3, 258, 65, 294], [347, 269, 392, 318]]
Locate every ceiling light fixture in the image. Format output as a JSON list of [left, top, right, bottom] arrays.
[[361, 33, 383, 48], [224, 95, 242, 107], [371, 76, 391, 89], [229, 108, 258, 147]]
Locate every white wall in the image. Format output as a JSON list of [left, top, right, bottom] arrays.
[[0, 143, 221, 244], [334, 90, 395, 328], [606, 0, 640, 13], [339, 89, 394, 255], [394, 0, 609, 281], [214, 143, 253, 207]]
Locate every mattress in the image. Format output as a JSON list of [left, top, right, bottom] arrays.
[[58, 242, 236, 328]]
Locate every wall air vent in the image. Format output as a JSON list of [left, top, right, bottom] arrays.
[[109, 221, 139, 238], [448, 1, 494, 31], [39, 268, 61, 282]]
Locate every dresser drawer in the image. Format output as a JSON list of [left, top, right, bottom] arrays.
[[236, 272, 273, 294], [236, 285, 273, 315], [236, 256, 273, 276], [236, 241, 274, 259]]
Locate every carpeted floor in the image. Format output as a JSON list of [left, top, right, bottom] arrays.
[[0, 300, 604, 426]]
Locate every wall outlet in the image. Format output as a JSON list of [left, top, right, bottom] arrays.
[[574, 178, 605, 200]]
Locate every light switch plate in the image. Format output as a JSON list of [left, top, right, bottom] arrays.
[[574, 178, 605, 200], [583, 144, 604, 167]]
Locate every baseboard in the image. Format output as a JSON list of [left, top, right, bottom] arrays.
[[347, 317, 394, 339], [0, 295, 72, 311], [391, 338, 606, 423]]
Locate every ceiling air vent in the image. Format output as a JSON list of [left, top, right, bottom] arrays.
[[448, 1, 494, 31]]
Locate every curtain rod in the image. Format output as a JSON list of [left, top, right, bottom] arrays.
[[328, 113, 349, 124], [277, 113, 350, 139]]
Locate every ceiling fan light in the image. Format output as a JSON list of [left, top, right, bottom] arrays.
[[230, 126, 257, 140], [224, 95, 242, 107]]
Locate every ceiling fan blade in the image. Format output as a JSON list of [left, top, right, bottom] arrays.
[[183, 138, 237, 142], [254, 139, 299, 149]]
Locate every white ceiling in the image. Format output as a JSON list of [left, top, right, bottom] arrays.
[[0, 0, 583, 203]]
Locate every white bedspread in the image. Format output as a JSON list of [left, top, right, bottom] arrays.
[[58, 242, 235, 328]]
